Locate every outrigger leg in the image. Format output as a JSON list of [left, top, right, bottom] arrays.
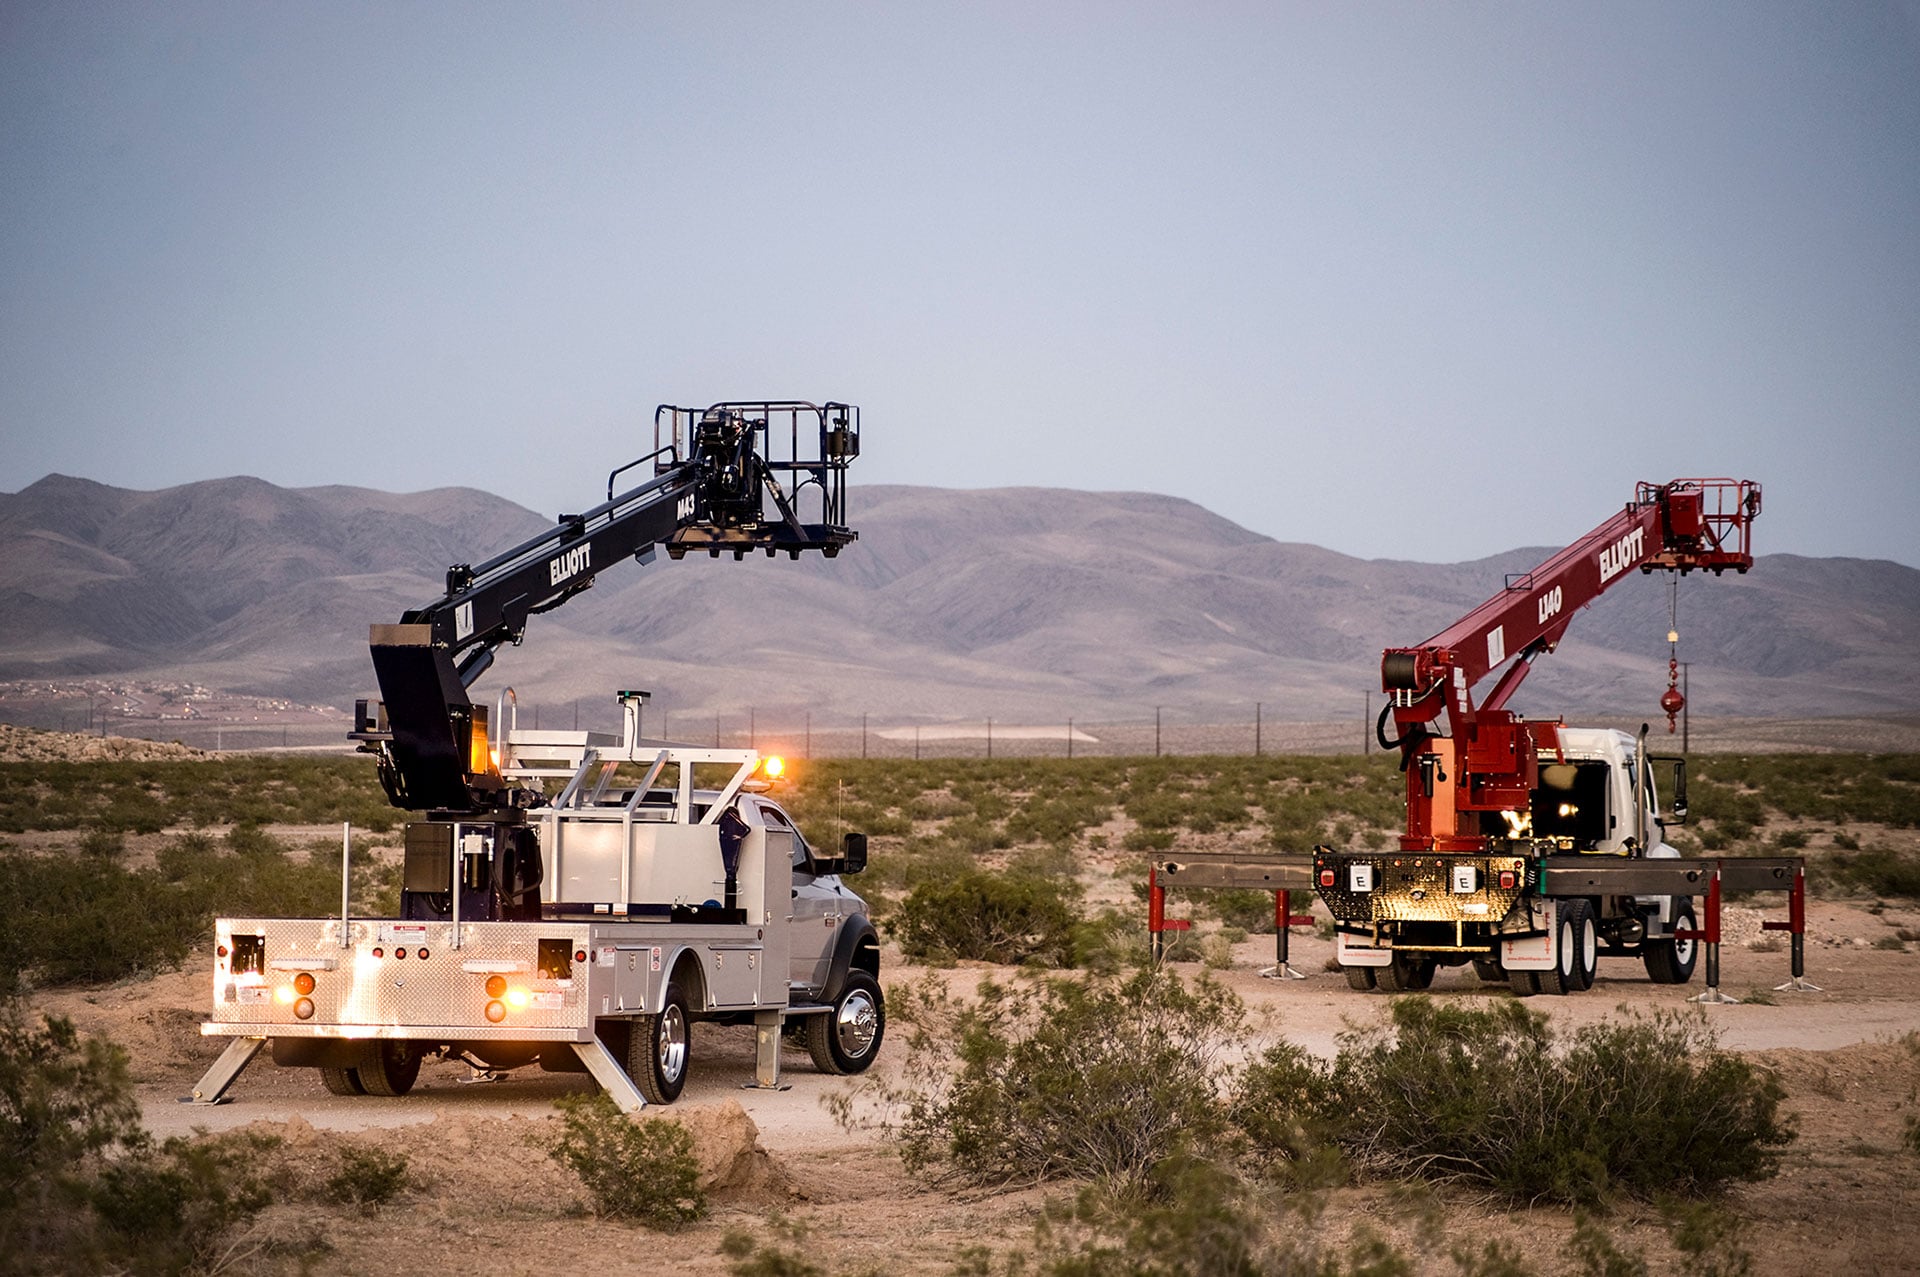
[[184, 1036, 266, 1105]]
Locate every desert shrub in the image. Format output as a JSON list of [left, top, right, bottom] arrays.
[[547, 1092, 705, 1227], [1663, 1201, 1754, 1277], [949, 1157, 1417, 1277], [1, 829, 386, 988], [77, 828, 124, 859], [895, 870, 1080, 966], [1068, 907, 1153, 973], [1199, 888, 1279, 934], [1232, 1000, 1791, 1206], [87, 1129, 280, 1275], [0, 852, 203, 987], [0, 757, 400, 835], [1816, 846, 1920, 898], [885, 968, 1245, 1194], [1121, 827, 1175, 852], [0, 999, 275, 1275], [1005, 794, 1112, 846], [324, 1144, 412, 1213], [940, 815, 1011, 854], [0, 1003, 143, 1205], [1570, 1213, 1648, 1277]]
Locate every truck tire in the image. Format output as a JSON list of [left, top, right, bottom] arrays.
[[1381, 952, 1435, 991], [806, 970, 885, 1075], [1344, 965, 1378, 991], [1563, 899, 1599, 992], [1644, 897, 1699, 985], [320, 1065, 366, 1096], [632, 980, 691, 1104], [355, 1042, 421, 1097], [1472, 958, 1504, 983], [1507, 970, 1540, 997]]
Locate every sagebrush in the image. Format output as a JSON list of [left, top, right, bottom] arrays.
[[547, 1092, 706, 1227]]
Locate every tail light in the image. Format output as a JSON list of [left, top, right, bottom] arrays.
[[1318, 867, 1336, 888], [1498, 870, 1519, 890]]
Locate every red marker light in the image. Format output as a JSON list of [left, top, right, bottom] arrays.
[[293, 972, 316, 995], [574, 949, 587, 964], [1318, 868, 1336, 888], [371, 947, 385, 959], [394, 948, 407, 959]]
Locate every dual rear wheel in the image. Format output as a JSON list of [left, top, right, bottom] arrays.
[[319, 1041, 422, 1097]]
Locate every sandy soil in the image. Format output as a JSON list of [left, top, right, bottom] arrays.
[[23, 894, 1917, 1277]]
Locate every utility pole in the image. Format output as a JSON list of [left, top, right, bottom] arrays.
[[1067, 718, 1074, 760], [914, 724, 920, 760], [1363, 692, 1371, 756], [986, 718, 993, 760], [861, 712, 868, 760], [1155, 706, 1162, 757], [1255, 702, 1262, 757]]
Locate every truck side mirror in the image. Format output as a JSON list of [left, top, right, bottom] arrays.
[[1651, 756, 1689, 825], [841, 832, 868, 875]]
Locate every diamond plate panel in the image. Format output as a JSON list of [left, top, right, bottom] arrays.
[[212, 918, 594, 1034]]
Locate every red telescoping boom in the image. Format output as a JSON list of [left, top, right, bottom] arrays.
[[1380, 478, 1761, 853]]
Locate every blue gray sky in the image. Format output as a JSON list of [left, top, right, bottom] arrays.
[[4, 3, 1917, 566]]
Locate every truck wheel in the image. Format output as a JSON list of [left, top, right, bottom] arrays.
[[1644, 897, 1699, 985], [1563, 899, 1599, 992], [807, 971, 885, 1075], [632, 981, 691, 1104], [1344, 965, 1378, 991], [320, 1066, 366, 1096], [1507, 970, 1540, 997], [1381, 953, 1435, 991], [355, 1042, 421, 1097], [1472, 958, 1504, 983]]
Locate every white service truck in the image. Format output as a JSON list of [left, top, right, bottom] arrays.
[[193, 722, 882, 1110], [192, 399, 882, 1108]]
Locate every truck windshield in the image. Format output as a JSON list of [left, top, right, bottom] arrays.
[[1530, 761, 1611, 849]]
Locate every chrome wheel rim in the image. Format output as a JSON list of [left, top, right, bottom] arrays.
[[658, 1005, 688, 1082], [835, 990, 879, 1059]]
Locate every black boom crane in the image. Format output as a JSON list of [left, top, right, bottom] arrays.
[[351, 400, 860, 814]]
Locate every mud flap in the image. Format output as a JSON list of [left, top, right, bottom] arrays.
[[1335, 929, 1391, 967], [1499, 899, 1557, 971]]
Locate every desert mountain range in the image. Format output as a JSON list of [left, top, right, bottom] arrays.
[[2, 474, 1916, 730]]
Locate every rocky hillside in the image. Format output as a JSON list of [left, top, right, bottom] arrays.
[[3, 474, 1916, 726]]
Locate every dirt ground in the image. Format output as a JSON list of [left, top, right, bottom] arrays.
[[24, 891, 1918, 1277]]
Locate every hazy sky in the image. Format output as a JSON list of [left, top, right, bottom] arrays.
[[4, 3, 1917, 566]]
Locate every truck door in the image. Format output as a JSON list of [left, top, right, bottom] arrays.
[[758, 800, 838, 995]]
